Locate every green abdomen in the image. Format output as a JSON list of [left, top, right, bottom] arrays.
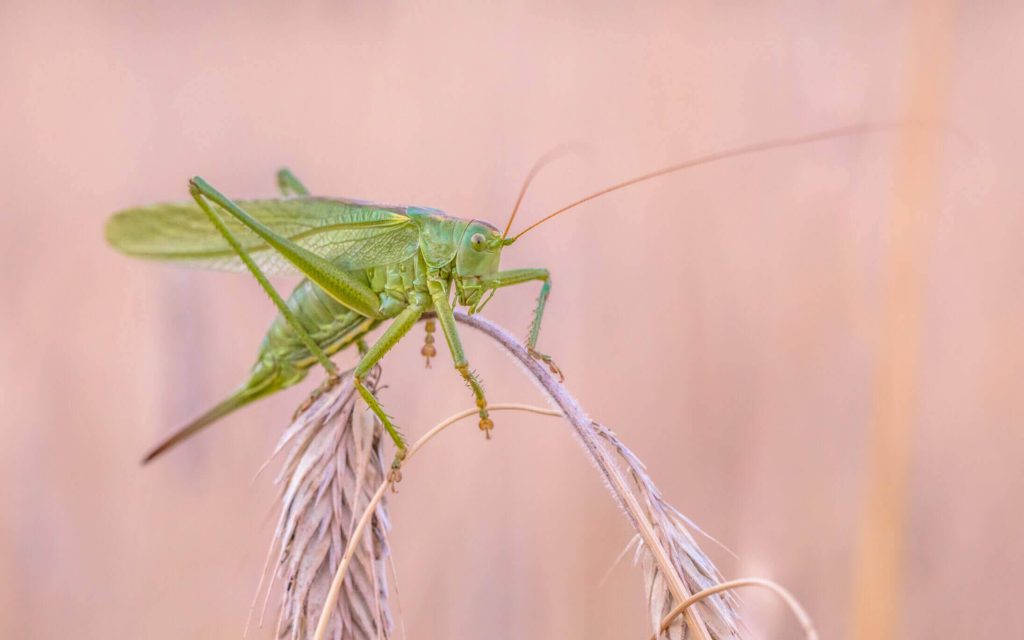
[[261, 278, 380, 370]]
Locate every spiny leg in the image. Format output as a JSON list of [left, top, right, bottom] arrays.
[[276, 168, 310, 196], [189, 182, 339, 385], [274, 169, 364, 413], [273, 171, 345, 413], [353, 304, 425, 481], [427, 277, 492, 436], [190, 176, 383, 319], [481, 268, 563, 381], [191, 177, 383, 418]]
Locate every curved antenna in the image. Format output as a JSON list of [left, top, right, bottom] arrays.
[[511, 120, 937, 240], [502, 142, 586, 240]]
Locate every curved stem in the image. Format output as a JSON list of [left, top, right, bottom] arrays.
[[650, 577, 818, 640], [312, 403, 561, 640]]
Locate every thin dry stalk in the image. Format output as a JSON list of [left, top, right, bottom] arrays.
[[851, 1, 955, 637], [269, 366, 392, 640], [651, 578, 817, 640], [301, 314, 810, 640], [311, 403, 563, 640]]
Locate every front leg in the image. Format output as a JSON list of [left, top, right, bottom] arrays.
[[480, 268, 563, 381], [427, 277, 492, 437]]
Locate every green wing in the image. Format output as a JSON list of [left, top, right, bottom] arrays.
[[105, 197, 421, 273]]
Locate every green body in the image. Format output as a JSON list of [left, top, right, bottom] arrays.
[[105, 125, 887, 465], [107, 170, 553, 463]]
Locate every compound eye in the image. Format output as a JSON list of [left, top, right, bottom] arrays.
[[470, 233, 485, 249]]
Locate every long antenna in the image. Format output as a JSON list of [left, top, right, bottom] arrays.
[[511, 121, 929, 240], [502, 143, 585, 240]]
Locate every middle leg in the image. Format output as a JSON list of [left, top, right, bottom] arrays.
[[353, 303, 425, 478]]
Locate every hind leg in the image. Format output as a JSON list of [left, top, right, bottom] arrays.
[[276, 168, 310, 196], [189, 179, 340, 380]]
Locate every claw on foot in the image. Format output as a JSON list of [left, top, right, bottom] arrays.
[[528, 348, 565, 382], [293, 390, 319, 419], [387, 468, 402, 489], [293, 398, 312, 420], [292, 374, 342, 420], [388, 450, 407, 490], [479, 416, 494, 439]]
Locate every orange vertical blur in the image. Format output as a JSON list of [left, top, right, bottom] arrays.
[[850, 1, 956, 638]]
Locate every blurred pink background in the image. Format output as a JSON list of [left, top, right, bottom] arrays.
[[1, 2, 1022, 638]]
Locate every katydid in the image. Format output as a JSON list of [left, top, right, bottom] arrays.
[[105, 122, 905, 472]]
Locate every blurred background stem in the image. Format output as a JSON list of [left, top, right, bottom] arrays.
[[851, 1, 955, 638]]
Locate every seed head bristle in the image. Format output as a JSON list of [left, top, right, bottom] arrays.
[[268, 367, 392, 640]]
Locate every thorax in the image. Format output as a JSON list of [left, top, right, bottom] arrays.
[[365, 254, 452, 317]]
